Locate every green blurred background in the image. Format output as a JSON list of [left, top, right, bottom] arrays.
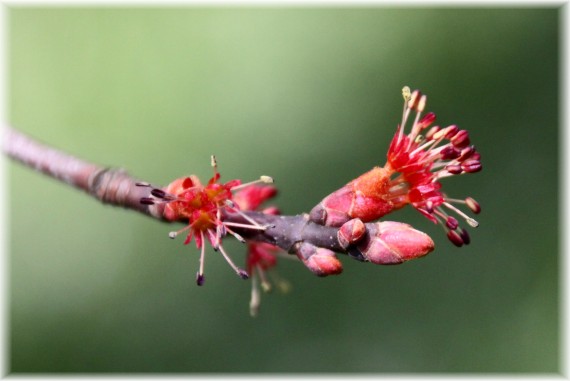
[[6, 6, 560, 373]]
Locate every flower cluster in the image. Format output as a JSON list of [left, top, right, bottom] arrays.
[[136, 86, 483, 315], [310, 86, 481, 247], [137, 156, 274, 285], [383, 87, 481, 246]]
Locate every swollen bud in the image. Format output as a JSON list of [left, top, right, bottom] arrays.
[[337, 218, 366, 249], [309, 187, 352, 227], [293, 242, 343, 277], [355, 221, 434, 265], [309, 167, 394, 227]]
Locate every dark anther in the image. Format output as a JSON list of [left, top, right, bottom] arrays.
[[461, 160, 482, 173], [460, 229, 471, 245], [238, 269, 250, 280], [446, 216, 459, 230], [151, 189, 167, 198], [447, 230, 464, 247]]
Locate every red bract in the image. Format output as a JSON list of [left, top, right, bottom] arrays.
[[310, 87, 481, 247], [137, 156, 274, 285]]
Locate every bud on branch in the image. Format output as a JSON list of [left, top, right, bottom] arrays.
[[3, 86, 482, 315], [2, 125, 435, 272]]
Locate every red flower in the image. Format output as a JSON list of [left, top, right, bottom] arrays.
[[310, 87, 481, 247], [383, 87, 481, 246], [137, 156, 274, 285]]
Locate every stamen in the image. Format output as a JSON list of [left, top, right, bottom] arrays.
[[431, 125, 457, 142], [223, 225, 246, 243], [460, 229, 471, 245], [217, 223, 227, 238], [445, 164, 463, 175], [140, 197, 155, 205], [399, 87, 414, 143], [417, 94, 427, 113], [151, 189, 167, 198], [169, 225, 191, 239], [210, 155, 220, 181], [407, 108, 425, 150], [445, 216, 459, 230], [458, 146, 475, 162], [250, 275, 261, 317], [440, 146, 461, 161], [207, 229, 219, 251], [261, 281, 272, 292], [238, 269, 250, 279], [402, 86, 411, 102], [434, 171, 457, 181], [218, 243, 249, 279], [409, 138, 438, 157], [447, 230, 464, 247], [443, 202, 480, 228], [465, 197, 481, 214], [269, 272, 292, 293], [461, 159, 482, 173], [231, 176, 275, 192], [408, 90, 422, 110], [451, 130, 470, 148], [257, 265, 272, 292], [135, 182, 151, 187], [224, 201, 266, 229], [196, 231, 206, 285], [425, 126, 441, 141], [223, 221, 268, 231]]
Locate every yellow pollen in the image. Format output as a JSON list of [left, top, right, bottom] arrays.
[[402, 86, 411, 102]]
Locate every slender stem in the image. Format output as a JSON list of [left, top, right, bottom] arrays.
[[3, 125, 163, 219]]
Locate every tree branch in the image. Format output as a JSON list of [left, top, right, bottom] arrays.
[[4, 126, 158, 218], [4, 125, 436, 276], [2, 126, 348, 254]]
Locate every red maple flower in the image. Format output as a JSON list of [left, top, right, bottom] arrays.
[[383, 87, 481, 246], [310, 87, 481, 247], [137, 156, 274, 284]]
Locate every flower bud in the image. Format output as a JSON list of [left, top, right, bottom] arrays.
[[309, 188, 353, 227], [309, 167, 394, 227], [356, 221, 434, 265], [337, 218, 366, 249], [294, 242, 343, 277]]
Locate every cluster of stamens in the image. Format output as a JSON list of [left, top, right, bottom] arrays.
[[136, 156, 274, 284], [231, 183, 290, 316], [384, 87, 482, 247]]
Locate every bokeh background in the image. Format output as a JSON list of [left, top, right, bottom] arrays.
[[6, 6, 560, 373]]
